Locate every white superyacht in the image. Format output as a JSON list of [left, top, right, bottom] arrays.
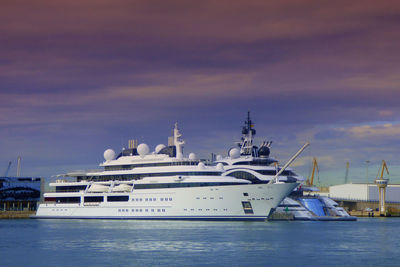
[[35, 123, 298, 220]]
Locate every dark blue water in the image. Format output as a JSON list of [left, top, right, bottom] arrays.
[[0, 218, 398, 266]]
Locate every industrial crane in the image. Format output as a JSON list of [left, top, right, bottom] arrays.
[[376, 160, 389, 180], [306, 157, 319, 186], [375, 160, 390, 216]]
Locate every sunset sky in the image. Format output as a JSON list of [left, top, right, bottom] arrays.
[[1, 0, 399, 185]]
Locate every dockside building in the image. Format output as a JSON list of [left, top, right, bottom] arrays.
[[0, 177, 42, 211]]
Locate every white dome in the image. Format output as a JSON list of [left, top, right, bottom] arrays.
[[198, 162, 205, 169], [216, 163, 224, 171], [104, 149, 116, 161], [216, 155, 222, 161], [229, 148, 240, 159], [188, 153, 197, 160], [155, 144, 166, 154], [137, 143, 150, 156]]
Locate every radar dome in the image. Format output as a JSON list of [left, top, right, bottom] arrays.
[[216, 163, 224, 171], [155, 144, 166, 154], [188, 153, 197, 160], [137, 143, 150, 156], [104, 149, 116, 161], [229, 148, 240, 159], [198, 162, 205, 169], [216, 155, 222, 161]]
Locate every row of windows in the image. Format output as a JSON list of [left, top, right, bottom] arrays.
[[105, 161, 201, 171], [134, 182, 246, 189], [256, 169, 296, 176], [56, 185, 87, 193], [46, 196, 173, 203], [228, 170, 297, 183], [132, 197, 173, 202], [195, 197, 223, 200], [183, 208, 228, 211], [46, 195, 130, 203], [118, 208, 166, 213], [228, 171, 264, 183], [50, 207, 233, 214], [77, 172, 220, 182], [232, 160, 276, 166]]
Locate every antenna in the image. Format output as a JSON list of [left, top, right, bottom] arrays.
[[17, 156, 21, 177], [240, 111, 256, 156], [344, 162, 349, 184], [4, 161, 12, 177]]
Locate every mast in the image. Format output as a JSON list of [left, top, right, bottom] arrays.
[[17, 156, 21, 177], [240, 111, 256, 156], [173, 123, 185, 159]]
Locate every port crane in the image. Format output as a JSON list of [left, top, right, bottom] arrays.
[[376, 160, 389, 180], [375, 160, 390, 216], [306, 157, 319, 186]]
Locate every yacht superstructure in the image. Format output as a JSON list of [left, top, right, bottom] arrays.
[[35, 123, 298, 220]]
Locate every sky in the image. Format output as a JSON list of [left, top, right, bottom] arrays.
[[1, 0, 400, 185]]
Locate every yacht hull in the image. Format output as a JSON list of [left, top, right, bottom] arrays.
[[34, 182, 298, 221]]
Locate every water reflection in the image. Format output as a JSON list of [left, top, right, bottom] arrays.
[[1, 218, 400, 266]]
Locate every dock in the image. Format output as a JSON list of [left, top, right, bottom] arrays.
[[0, 211, 36, 219]]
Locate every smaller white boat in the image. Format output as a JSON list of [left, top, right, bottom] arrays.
[[87, 184, 109, 193], [112, 184, 132, 192]]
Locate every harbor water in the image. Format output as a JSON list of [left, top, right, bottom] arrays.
[[0, 218, 399, 266]]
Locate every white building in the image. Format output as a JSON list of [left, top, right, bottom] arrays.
[[328, 183, 400, 203]]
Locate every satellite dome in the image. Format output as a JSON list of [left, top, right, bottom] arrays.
[[216, 163, 224, 171], [229, 148, 240, 159], [155, 144, 166, 154], [198, 162, 205, 169], [104, 149, 116, 161], [188, 153, 197, 160], [216, 155, 222, 161], [137, 143, 150, 156]]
